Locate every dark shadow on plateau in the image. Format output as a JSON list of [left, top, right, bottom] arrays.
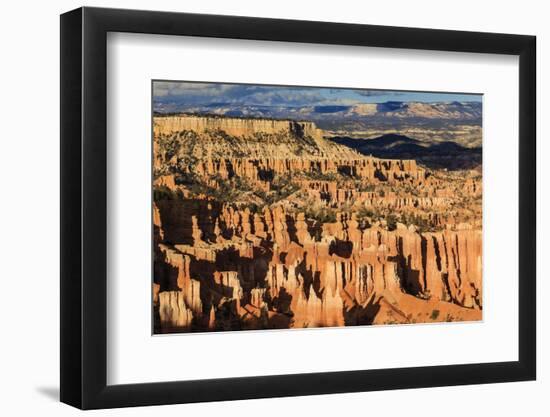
[[329, 239, 353, 258], [388, 236, 423, 296], [344, 295, 381, 326]]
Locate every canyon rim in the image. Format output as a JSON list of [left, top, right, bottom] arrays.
[[152, 81, 483, 334]]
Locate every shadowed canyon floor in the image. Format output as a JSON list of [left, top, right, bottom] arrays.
[[152, 114, 482, 333]]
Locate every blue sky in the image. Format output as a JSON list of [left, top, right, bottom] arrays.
[[153, 81, 482, 107]]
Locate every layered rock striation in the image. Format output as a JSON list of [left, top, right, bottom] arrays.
[[154, 114, 324, 140], [154, 199, 482, 332], [152, 114, 482, 333]]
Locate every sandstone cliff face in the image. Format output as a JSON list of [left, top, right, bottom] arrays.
[[191, 156, 426, 184], [154, 199, 482, 332], [154, 115, 324, 140], [153, 115, 364, 164], [158, 291, 194, 329], [152, 114, 482, 333]]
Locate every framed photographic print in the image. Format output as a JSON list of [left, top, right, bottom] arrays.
[[60, 6, 536, 409]]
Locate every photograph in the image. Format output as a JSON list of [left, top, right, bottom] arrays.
[[0, 0, 543, 413], [152, 81, 483, 334]]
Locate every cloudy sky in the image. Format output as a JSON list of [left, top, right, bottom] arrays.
[[153, 81, 482, 108]]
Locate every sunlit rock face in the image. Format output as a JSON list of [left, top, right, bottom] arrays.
[[152, 115, 482, 333], [154, 115, 325, 141]]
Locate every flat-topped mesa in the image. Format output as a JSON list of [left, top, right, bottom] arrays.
[[154, 114, 324, 140], [153, 115, 427, 181]]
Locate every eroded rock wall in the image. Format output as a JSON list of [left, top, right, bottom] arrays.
[[154, 200, 482, 332], [154, 115, 324, 140]]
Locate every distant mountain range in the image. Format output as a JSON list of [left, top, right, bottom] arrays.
[[329, 134, 482, 170], [154, 100, 481, 122], [313, 101, 481, 120]]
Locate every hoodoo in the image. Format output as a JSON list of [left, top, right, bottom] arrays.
[[152, 112, 482, 333]]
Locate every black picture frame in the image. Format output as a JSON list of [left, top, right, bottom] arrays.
[[60, 6, 536, 410]]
